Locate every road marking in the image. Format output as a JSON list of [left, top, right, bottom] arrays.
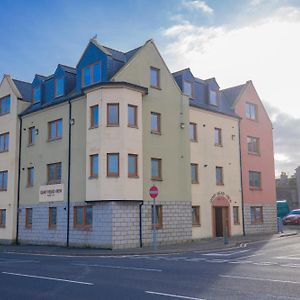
[[0, 259, 39, 264], [203, 250, 249, 257], [145, 291, 206, 299], [72, 263, 162, 272], [228, 260, 253, 264], [280, 264, 300, 268], [1, 272, 93, 285], [275, 256, 300, 260], [253, 262, 278, 266], [205, 259, 229, 263], [220, 274, 300, 285]]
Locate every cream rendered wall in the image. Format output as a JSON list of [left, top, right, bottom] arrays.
[[190, 107, 243, 238], [112, 41, 191, 204], [0, 77, 30, 241], [85, 86, 143, 201]]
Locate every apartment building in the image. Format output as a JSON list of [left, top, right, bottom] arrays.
[[173, 69, 243, 239], [221, 82, 277, 234], [0, 37, 276, 247], [0, 75, 31, 243]]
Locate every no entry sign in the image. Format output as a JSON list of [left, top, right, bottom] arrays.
[[149, 186, 159, 198]]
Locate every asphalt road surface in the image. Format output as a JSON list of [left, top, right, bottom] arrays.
[[1, 235, 300, 300]]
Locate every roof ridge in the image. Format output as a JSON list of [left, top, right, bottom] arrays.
[[12, 78, 31, 85], [220, 83, 246, 91]]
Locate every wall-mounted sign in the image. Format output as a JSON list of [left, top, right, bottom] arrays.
[[39, 184, 64, 202]]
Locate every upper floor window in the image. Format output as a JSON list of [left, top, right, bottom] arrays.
[[27, 167, 34, 187], [233, 206, 240, 225], [209, 90, 218, 106], [216, 166, 224, 185], [0, 209, 6, 228], [82, 62, 101, 88], [150, 67, 160, 89], [107, 153, 119, 177], [55, 78, 64, 97], [151, 112, 161, 134], [47, 162, 62, 185], [151, 158, 162, 180], [247, 136, 260, 155], [128, 154, 138, 178], [249, 171, 261, 189], [191, 163, 199, 184], [0, 132, 9, 152], [0, 95, 10, 115], [189, 122, 197, 142], [0, 171, 8, 191], [246, 102, 257, 120], [214, 128, 222, 146], [48, 119, 62, 141], [90, 105, 99, 129], [107, 103, 119, 126], [90, 154, 99, 178], [33, 87, 41, 103], [128, 105, 138, 128], [183, 81, 193, 97], [28, 127, 36, 146]]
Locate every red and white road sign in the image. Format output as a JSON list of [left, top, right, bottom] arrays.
[[149, 186, 159, 199]]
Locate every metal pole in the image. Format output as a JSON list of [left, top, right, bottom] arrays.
[[152, 198, 157, 252]]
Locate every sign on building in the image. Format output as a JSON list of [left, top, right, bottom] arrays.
[[39, 184, 64, 202]]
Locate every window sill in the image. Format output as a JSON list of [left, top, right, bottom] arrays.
[[251, 221, 264, 225], [89, 126, 99, 130], [151, 178, 163, 181], [214, 144, 223, 147], [128, 125, 138, 129], [250, 187, 262, 191], [190, 139, 198, 143], [150, 85, 161, 90], [73, 226, 92, 231], [26, 185, 33, 188], [48, 226, 57, 230], [128, 175, 139, 178], [107, 175, 120, 178], [248, 152, 261, 156], [47, 137, 62, 143], [151, 131, 161, 135], [216, 183, 224, 186], [107, 124, 120, 127], [88, 176, 98, 180], [192, 181, 199, 184], [0, 150, 8, 153], [192, 224, 201, 227]]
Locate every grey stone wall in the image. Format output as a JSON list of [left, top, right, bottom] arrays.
[[244, 203, 277, 235], [18, 200, 192, 249]]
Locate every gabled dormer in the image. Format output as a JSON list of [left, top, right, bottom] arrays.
[[76, 38, 111, 91], [32, 74, 46, 103]]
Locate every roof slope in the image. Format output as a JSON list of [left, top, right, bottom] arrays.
[[221, 84, 246, 108], [13, 79, 32, 102]]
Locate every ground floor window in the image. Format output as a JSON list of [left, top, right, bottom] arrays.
[[233, 206, 240, 225], [192, 206, 200, 226], [250, 206, 263, 224], [151, 205, 163, 229], [25, 208, 32, 228], [49, 207, 57, 228], [74, 206, 93, 229], [0, 209, 6, 228]]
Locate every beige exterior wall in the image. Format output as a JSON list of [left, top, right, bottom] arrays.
[[85, 86, 143, 201], [190, 107, 243, 238], [112, 41, 191, 205], [0, 76, 30, 242]]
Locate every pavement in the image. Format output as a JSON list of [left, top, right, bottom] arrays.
[[0, 226, 298, 257], [0, 230, 300, 299]]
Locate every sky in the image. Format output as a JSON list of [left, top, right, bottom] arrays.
[[0, 0, 299, 177]]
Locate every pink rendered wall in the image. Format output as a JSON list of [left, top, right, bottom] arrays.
[[235, 82, 276, 205]]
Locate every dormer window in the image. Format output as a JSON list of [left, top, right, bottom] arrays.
[[183, 81, 193, 97], [209, 90, 218, 106], [33, 87, 41, 103], [82, 62, 101, 88], [55, 78, 64, 97]]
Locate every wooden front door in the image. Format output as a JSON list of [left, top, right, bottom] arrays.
[[214, 206, 229, 237]]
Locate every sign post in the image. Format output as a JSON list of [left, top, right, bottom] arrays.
[[149, 186, 159, 252]]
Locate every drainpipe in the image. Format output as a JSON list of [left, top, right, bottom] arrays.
[[67, 100, 72, 247], [16, 116, 23, 245], [139, 201, 143, 248], [238, 119, 246, 236]]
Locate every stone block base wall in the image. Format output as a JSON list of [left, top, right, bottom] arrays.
[[18, 200, 192, 249], [244, 203, 277, 235]]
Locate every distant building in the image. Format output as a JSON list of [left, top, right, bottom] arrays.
[[276, 172, 298, 209]]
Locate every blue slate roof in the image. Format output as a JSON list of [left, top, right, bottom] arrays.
[[221, 84, 245, 108], [13, 79, 32, 102], [59, 64, 76, 74]]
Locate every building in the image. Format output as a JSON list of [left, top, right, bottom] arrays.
[[0, 37, 276, 247], [276, 171, 298, 210], [222, 82, 277, 234], [173, 69, 243, 239]]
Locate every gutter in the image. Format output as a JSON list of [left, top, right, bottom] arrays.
[[16, 115, 22, 244], [238, 119, 246, 236], [66, 99, 73, 247]]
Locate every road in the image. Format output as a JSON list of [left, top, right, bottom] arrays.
[[1, 235, 300, 299]]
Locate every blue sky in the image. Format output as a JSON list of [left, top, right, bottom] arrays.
[[1, 0, 300, 175]]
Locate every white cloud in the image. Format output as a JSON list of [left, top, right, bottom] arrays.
[[161, 6, 300, 175], [182, 0, 214, 15]]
